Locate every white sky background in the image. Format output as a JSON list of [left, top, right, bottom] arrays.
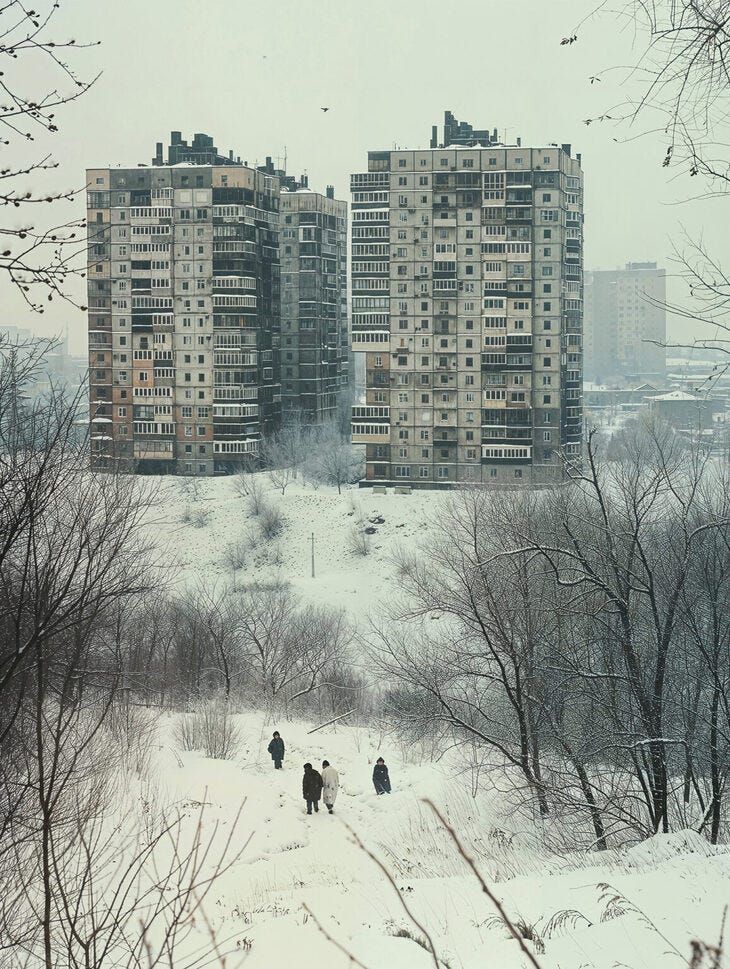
[[2, 0, 724, 353]]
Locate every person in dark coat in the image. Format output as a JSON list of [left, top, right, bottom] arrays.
[[372, 756, 391, 794], [267, 731, 285, 769], [302, 762, 323, 814]]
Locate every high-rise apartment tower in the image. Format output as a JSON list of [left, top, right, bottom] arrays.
[[274, 168, 348, 425], [584, 262, 666, 383], [351, 113, 584, 487], [87, 133, 349, 474]]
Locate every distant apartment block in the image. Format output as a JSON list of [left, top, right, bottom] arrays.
[[273, 167, 348, 425], [351, 113, 584, 487], [584, 262, 666, 382], [87, 133, 349, 474]]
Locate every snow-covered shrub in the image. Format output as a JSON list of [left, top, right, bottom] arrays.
[[175, 696, 241, 760], [347, 526, 371, 557], [259, 504, 284, 540], [103, 702, 158, 777], [223, 540, 248, 572], [191, 506, 212, 528], [244, 477, 268, 516]]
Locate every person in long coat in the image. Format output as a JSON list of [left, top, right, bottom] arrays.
[[302, 762, 323, 814], [267, 731, 285, 769], [321, 760, 339, 814], [372, 756, 391, 794]]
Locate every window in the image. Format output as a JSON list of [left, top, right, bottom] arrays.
[[514, 469, 523, 479]]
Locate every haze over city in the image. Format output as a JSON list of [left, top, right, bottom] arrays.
[[1, 0, 721, 351]]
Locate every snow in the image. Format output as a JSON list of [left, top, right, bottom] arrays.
[[131, 708, 730, 969], [647, 390, 701, 401], [125, 475, 730, 968], [156, 475, 440, 618]]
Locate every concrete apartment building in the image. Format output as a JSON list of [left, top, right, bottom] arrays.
[[87, 132, 349, 474], [276, 171, 349, 425], [351, 113, 584, 487], [584, 262, 666, 383]]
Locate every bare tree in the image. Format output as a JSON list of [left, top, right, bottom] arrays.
[[304, 421, 364, 494], [572, 2, 730, 373], [369, 421, 730, 846], [0, 1, 100, 311]]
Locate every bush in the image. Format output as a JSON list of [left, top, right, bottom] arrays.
[[347, 526, 371, 557], [245, 478, 268, 517], [259, 504, 284, 541], [192, 506, 212, 528], [223, 540, 248, 572], [103, 701, 158, 777], [175, 696, 241, 760]]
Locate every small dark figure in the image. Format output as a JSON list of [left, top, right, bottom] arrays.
[[302, 762, 323, 814], [268, 731, 285, 769], [372, 757, 391, 795], [321, 760, 339, 814]]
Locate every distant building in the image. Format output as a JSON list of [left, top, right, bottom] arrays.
[[646, 390, 721, 432], [0, 323, 87, 402], [584, 262, 666, 383], [257, 159, 348, 426], [351, 116, 584, 487], [87, 132, 350, 475], [87, 147, 281, 475]]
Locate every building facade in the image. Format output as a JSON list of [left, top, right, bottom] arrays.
[[87, 155, 280, 475], [279, 181, 348, 425], [584, 262, 666, 383], [350, 125, 584, 487]]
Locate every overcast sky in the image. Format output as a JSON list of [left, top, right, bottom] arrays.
[[3, 0, 722, 352]]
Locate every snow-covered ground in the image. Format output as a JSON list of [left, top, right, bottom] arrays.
[[133, 475, 730, 968], [151, 474, 442, 617], [139, 709, 730, 969]]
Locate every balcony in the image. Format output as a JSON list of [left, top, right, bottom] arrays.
[[482, 353, 507, 370], [352, 421, 391, 444]]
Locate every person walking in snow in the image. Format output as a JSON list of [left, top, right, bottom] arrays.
[[321, 760, 339, 814], [302, 762, 323, 814], [372, 756, 391, 795], [267, 731, 285, 769]]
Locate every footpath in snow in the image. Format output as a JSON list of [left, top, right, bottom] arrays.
[[145, 710, 730, 969]]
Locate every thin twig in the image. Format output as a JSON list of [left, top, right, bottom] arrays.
[[422, 799, 545, 969]]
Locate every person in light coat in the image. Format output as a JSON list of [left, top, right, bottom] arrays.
[[321, 760, 339, 814]]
